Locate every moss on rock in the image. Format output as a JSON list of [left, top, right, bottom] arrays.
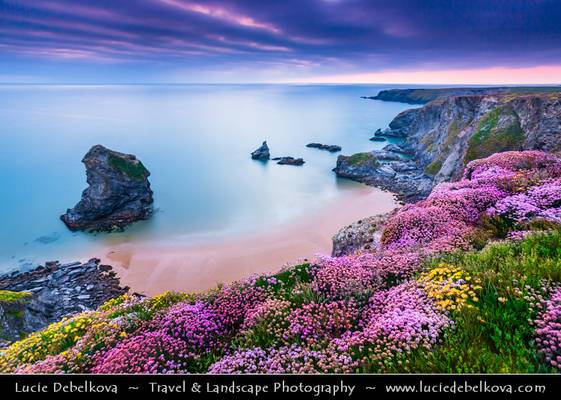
[[348, 152, 379, 167], [108, 154, 149, 180], [425, 159, 443, 176], [465, 106, 525, 163], [0, 290, 31, 305]]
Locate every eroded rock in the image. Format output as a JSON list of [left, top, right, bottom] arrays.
[[61, 145, 153, 231]]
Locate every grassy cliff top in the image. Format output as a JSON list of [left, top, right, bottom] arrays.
[[369, 87, 561, 104]]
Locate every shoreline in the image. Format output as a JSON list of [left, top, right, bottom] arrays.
[[99, 185, 397, 296]]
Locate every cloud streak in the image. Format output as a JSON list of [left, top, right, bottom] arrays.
[[1, 0, 561, 82]]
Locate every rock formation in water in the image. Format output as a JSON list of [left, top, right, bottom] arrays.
[[251, 141, 271, 160], [339, 90, 561, 201], [61, 145, 153, 231], [369, 135, 386, 142], [306, 143, 342, 152], [333, 151, 432, 202], [275, 156, 305, 166], [0, 259, 128, 344]]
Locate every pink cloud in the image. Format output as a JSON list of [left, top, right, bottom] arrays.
[[159, 0, 281, 34], [292, 65, 561, 84]]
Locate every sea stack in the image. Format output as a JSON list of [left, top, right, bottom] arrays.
[[251, 141, 270, 160], [61, 145, 154, 231]]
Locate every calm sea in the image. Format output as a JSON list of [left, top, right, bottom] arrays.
[[0, 84, 415, 272]]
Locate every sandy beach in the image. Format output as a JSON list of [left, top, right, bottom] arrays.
[[100, 186, 397, 296]]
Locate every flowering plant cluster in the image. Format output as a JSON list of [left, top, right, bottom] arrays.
[[333, 282, 451, 371], [208, 344, 356, 374], [3, 151, 561, 374], [535, 287, 561, 370], [417, 264, 480, 311]]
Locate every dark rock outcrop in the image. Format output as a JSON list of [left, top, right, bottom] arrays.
[[332, 214, 389, 257], [61, 145, 153, 231], [251, 141, 270, 160], [275, 157, 305, 166], [0, 259, 128, 344], [383, 143, 415, 156], [333, 151, 432, 202], [306, 143, 342, 152]]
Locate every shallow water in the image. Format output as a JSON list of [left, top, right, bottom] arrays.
[[0, 84, 414, 272]]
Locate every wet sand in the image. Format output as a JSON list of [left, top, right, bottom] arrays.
[[100, 186, 397, 296]]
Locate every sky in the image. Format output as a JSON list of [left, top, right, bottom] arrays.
[[1, 0, 561, 84]]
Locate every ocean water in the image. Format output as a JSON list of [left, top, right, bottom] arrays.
[[0, 84, 415, 272]]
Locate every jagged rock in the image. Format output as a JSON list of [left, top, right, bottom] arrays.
[[333, 152, 381, 180], [306, 143, 342, 152], [369, 136, 386, 142], [333, 151, 432, 202], [332, 214, 389, 257], [383, 144, 415, 156], [251, 141, 270, 160], [276, 157, 305, 166], [61, 145, 153, 231], [0, 259, 128, 344]]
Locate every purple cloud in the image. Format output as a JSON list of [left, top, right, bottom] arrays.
[[1, 0, 561, 82]]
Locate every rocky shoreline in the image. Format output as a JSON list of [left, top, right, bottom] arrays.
[[337, 89, 561, 202], [0, 259, 129, 345], [333, 145, 433, 202]]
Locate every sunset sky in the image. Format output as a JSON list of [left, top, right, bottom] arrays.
[[1, 0, 561, 84]]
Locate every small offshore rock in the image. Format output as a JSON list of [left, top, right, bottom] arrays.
[[251, 141, 270, 160], [276, 157, 305, 166], [306, 143, 342, 152]]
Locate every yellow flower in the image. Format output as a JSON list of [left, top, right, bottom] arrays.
[[418, 263, 481, 312]]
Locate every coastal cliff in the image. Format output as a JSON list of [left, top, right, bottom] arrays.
[[367, 86, 561, 104], [338, 90, 561, 201], [393, 92, 561, 183]]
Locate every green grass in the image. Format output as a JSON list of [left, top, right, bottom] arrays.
[[108, 154, 149, 180], [0, 290, 31, 305], [381, 230, 561, 373], [255, 263, 312, 301], [424, 159, 443, 176], [465, 106, 525, 163], [347, 152, 378, 167]]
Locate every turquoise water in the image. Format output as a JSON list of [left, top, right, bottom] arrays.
[[0, 84, 414, 272]]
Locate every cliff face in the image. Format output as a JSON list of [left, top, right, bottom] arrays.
[[389, 93, 561, 183], [369, 86, 561, 104], [336, 91, 561, 201]]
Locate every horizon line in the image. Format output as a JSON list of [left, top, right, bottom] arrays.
[[1, 82, 560, 87]]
